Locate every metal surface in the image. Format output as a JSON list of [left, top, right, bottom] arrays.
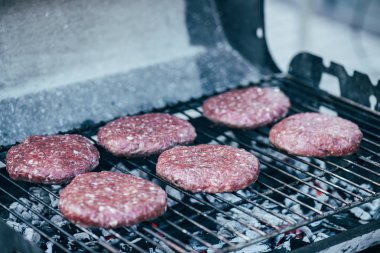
[[0, 76, 380, 252], [289, 52, 380, 109], [0, 0, 274, 147], [292, 219, 380, 253]]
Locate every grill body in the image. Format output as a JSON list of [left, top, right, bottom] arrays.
[[0, 0, 379, 252]]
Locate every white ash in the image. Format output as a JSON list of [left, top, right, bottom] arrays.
[[251, 206, 286, 226], [275, 227, 313, 251], [45, 241, 53, 253], [10, 201, 28, 215], [233, 242, 271, 253], [284, 193, 314, 216], [183, 109, 202, 118], [90, 135, 98, 142], [298, 226, 313, 239], [229, 237, 271, 253], [253, 135, 271, 145], [50, 215, 66, 227], [165, 185, 184, 207], [30, 187, 50, 204], [327, 175, 340, 185], [216, 215, 251, 234], [188, 230, 224, 252], [172, 112, 188, 120], [205, 194, 216, 203], [309, 220, 323, 227], [6, 221, 27, 233], [284, 195, 298, 208], [24, 227, 41, 244], [73, 232, 91, 241], [216, 135, 227, 143], [299, 185, 310, 194], [110, 162, 128, 173], [361, 199, 380, 219], [128, 168, 150, 181], [49, 194, 59, 208], [9, 201, 34, 222], [245, 229, 261, 239], [217, 226, 235, 239], [313, 159, 327, 172], [260, 200, 278, 209], [358, 183, 374, 196], [215, 193, 242, 203], [189, 193, 226, 209], [313, 232, 329, 242], [350, 207, 372, 221], [229, 208, 263, 228], [119, 243, 133, 252], [100, 229, 120, 244], [337, 180, 357, 194], [189, 193, 206, 205], [188, 238, 207, 252], [50, 185, 62, 191], [154, 239, 176, 253], [314, 194, 329, 211]]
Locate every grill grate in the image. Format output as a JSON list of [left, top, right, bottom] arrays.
[[1, 76, 380, 252]]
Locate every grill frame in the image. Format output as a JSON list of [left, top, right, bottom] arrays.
[[0, 75, 380, 252]]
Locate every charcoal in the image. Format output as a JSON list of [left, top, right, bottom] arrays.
[[73, 232, 91, 241], [6, 221, 27, 233], [24, 227, 41, 244], [50, 215, 66, 227]]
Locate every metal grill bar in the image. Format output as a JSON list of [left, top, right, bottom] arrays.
[[278, 77, 380, 123], [1, 77, 380, 253], [37, 185, 121, 252], [0, 172, 119, 253], [146, 224, 197, 252], [108, 229, 147, 253], [287, 106, 380, 185], [238, 126, 375, 196], [0, 201, 71, 253], [280, 82, 380, 142], [141, 226, 188, 253], [189, 129, 325, 215], [260, 172, 335, 210], [107, 158, 267, 236], [186, 108, 365, 200], [123, 158, 271, 237], [0, 185, 96, 253]]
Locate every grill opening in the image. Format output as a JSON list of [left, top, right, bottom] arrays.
[[1, 75, 380, 253]]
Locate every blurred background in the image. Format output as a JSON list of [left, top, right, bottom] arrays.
[[266, 0, 380, 82]]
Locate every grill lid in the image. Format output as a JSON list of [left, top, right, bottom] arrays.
[[0, 0, 276, 146]]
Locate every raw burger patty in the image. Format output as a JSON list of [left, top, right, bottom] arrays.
[[6, 135, 99, 184], [59, 171, 167, 228], [156, 144, 260, 193], [269, 112, 363, 157], [97, 113, 196, 157], [202, 87, 290, 129]]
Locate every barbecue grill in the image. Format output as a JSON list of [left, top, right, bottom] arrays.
[[0, 0, 379, 252]]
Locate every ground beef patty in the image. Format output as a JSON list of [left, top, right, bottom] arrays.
[[202, 87, 290, 129], [97, 113, 196, 157], [156, 144, 260, 193], [6, 135, 99, 184], [269, 112, 363, 157], [59, 171, 167, 228]]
